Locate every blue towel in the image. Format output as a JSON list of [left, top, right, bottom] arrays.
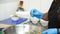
[[0, 17, 27, 25]]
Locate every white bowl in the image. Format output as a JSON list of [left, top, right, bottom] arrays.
[[11, 17, 19, 21]]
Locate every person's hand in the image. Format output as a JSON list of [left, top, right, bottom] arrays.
[[30, 9, 43, 19], [42, 28, 58, 34]]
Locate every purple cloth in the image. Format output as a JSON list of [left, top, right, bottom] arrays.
[[0, 17, 27, 25]]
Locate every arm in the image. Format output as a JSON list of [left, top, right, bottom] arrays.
[[42, 13, 48, 21], [58, 29, 60, 34], [30, 9, 48, 21]]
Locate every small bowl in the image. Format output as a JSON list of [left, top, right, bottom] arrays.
[[11, 16, 19, 21]]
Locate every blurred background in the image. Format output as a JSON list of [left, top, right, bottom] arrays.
[[0, 0, 53, 34]]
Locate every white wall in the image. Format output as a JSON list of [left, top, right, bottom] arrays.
[[23, 0, 41, 11], [0, 0, 19, 20], [0, 0, 18, 4], [23, 0, 53, 13], [40, 0, 53, 13]]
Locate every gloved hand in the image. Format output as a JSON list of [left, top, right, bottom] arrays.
[[30, 9, 43, 19], [42, 28, 58, 34]]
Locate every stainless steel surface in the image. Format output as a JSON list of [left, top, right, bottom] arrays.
[[4, 26, 16, 34]]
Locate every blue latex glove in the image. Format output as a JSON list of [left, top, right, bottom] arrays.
[[30, 9, 43, 19], [42, 28, 58, 34]]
